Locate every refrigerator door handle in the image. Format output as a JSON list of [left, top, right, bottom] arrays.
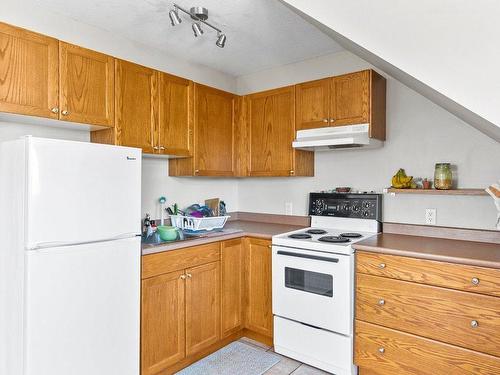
[[27, 232, 141, 250]]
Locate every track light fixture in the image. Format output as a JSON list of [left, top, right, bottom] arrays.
[[216, 33, 226, 48], [168, 8, 182, 26], [169, 3, 227, 48], [192, 22, 203, 37]]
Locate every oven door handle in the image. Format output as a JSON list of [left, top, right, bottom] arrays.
[[277, 250, 339, 263]]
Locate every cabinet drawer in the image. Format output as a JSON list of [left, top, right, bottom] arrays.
[[356, 251, 500, 297], [142, 242, 220, 279], [355, 320, 500, 375], [356, 273, 500, 357]]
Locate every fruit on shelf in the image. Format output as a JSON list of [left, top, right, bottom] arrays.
[[391, 168, 413, 189]]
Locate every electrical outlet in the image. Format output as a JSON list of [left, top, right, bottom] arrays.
[[285, 202, 293, 215], [425, 208, 437, 225]]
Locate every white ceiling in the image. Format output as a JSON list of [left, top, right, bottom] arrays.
[[35, 0, 343, 77]]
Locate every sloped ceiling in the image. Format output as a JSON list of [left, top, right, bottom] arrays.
[[280, 0, 500, 142]]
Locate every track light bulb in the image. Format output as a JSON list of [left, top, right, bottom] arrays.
[[192, 22, 203, 37], [169, 9, 182, 26], [216, 33, 226, 48]]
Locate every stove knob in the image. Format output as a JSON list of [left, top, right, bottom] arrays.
[[352, 205, 360, 212], [342, 205, 350, 211], [363, 202, 371, 208], [362, 211, 370, 217]]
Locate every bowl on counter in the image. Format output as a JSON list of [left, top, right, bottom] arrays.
[[156, 225, 180, 241]]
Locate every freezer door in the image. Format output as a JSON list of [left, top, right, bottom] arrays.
[[24, 237, 140, 375], [25, 137, 141, 249]]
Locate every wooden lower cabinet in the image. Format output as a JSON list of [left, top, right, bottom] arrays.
[[141, 270, 186, 375], [244, 237, 273, 338], [221, 238, 244, 337], [141, 237, 273, 374], [185, 262, 221, 356], [356, 321, 500, 375], [355, 251, 500, 374]]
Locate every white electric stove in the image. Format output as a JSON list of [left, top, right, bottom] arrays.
[[272, 193, 382, 375]]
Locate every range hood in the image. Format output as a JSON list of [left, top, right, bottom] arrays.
[[292, 124, 383, 151]]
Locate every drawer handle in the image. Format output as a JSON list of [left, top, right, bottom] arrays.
[[378, 299, 385, 306], [378, 347, 385, 354], [471, 277, 480, 285], [471, 320, 479, 328], [61, 110, 69, 116], [378, 263, 386, 269]]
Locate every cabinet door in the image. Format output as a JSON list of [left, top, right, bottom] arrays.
[[194, 84, 234, 176], [221, 239, 244, 338], [59, 42, 114, 127], [141, 270, 185, 375], [185, 261, 221, 356], [0, 22, 58, 118], [247, 86, 295, 176], [158, 72, 193, 156], [115, 59, 157, 153], [295, 78, 330, 130], [245, 238, 273, 337], [330, 70, 370, 126]]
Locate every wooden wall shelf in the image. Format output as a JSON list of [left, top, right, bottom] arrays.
[[386, 188, 488, 196]]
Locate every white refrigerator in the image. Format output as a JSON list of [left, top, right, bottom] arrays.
[[0, 136, 142, 375]]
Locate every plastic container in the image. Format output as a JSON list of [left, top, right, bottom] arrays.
[[170, 215, 230, 232]]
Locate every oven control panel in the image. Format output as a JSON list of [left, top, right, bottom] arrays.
[[309, 193, 382, 220]]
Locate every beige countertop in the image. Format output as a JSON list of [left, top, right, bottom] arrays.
[[353, 233, 500, 269], [141, 220, 305, 256]]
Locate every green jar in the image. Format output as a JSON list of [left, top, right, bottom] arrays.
[[434, 163, 452, 190]]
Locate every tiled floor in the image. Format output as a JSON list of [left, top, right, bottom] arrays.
[[238, 337, 332, 375]]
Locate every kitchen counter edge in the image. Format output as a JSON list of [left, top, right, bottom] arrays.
[[353, 233, 500, 269]]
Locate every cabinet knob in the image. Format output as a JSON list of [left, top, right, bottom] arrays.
[[187, 273, 192, 278], [289, 170, 295, 176], [194, 169, 200, 175], [378, 347, 385, 354], [153, 146, 159, 150], [180, 274, 186, 280], [51, 107, 59, 114], [378, 299, 385, 306], [323, 118, 329, 123], [329, 118, 336, 123], [471, 320, 479, 328], [159, 146, 165, 150], [378, 263, 386, 269], [471, 277, 480, 285], [61, 110, 69, 116]]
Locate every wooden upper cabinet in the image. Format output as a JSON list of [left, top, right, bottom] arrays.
[[158, 72, 193, 156], [194, 84, 235, 176], [295, 78, 330, 131], [59, 42, 114, 127], [246, 86, 314, 177], [0, 22, 59, 119], [185, 261, 221, 356], [141, 270, 186, 375], [330, 70, 370, 126], [295, 69, 386, 140], [115, 59, 157, 153]]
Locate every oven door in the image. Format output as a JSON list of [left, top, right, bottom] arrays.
[[272, 245, 353, 335]]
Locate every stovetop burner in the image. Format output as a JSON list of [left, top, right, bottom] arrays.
[[288, 233, 312, 239], [318, 236, 351, 243], [306, 228, 328, 235], [340, 232, 363, 238]]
